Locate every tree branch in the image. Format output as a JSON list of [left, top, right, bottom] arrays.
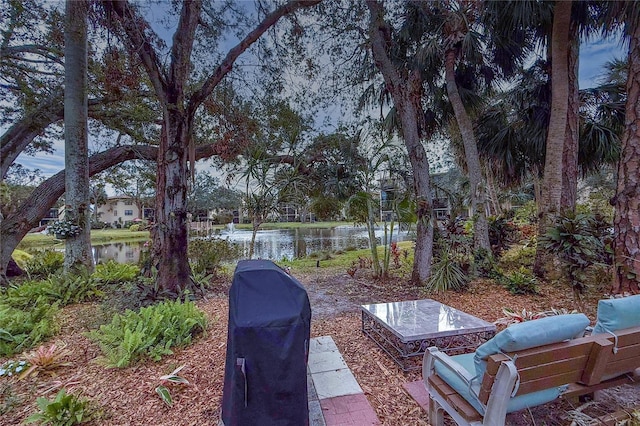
[[187, 0, 321, 116], [101, 0, 169, 105]]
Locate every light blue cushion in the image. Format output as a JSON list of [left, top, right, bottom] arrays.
[[435, 353, 564, 416], [474, 314, 590, 378], [592, 295, 640, 334]]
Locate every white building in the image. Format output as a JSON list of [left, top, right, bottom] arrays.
[[96, 196, 151, 227]]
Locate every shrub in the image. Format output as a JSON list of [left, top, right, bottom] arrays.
[[426, 249, 469, 293], [25, 250, 64, 278], [500, 267, 538, 295], [513, 201, 537, 225], [4, 280, 61, 310], [0, 301, 59, 356], [86, 300, 207, 368], [499, 245, 536, 271], [93, 261, 139, 284], [188, 238, 241, 276], [488, 216, 518, 257], [4, 272, 103, 309], [19, 342, 72, 380], [128, 224, 140, 232], [538, 211, 611, 294], [25, 389, 90, 426], [11, 249, 32, 270]]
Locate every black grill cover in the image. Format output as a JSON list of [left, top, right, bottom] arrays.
[[221, 260, 311, 426]]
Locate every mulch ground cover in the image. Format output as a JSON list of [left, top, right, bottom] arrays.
[[1, 269, 639, 425]]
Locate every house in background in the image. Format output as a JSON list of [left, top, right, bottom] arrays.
[[96, 196, 153, 227], [39, 207, 62, 227]]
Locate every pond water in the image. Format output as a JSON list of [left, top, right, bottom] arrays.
[[91, 225, 413, 264]]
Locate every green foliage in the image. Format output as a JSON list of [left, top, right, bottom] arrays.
[[25, 389, 89, 426], [538, 211, 612, 293], [128, 224, 140, 232], [25, 250, 64, 278], [48, 273, 105, 306], [473, 247, 496, 278], [487, 216, 518, 257], [426, 249, 470, 293], [155, 365, 190, 407], [86, 300, 207, 368], [499, 244, 536, 271], [499, 267, 538, 295], [188, 238, 241, 276], [93, 261, 139, 284], [0, 300, 59, 356], [3, 280, 61, 310], [11, 249, 32, 270], [512, 201, 537, 225]]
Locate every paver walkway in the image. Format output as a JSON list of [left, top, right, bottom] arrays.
[[308, 336, 380, 426]]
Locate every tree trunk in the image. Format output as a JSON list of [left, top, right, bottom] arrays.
[[612, 16, 640, 294], [561, 19, 580, 212], [535, 0, 572, 276], [445, 49, 491, 252], [366, 195, 381, 277], [367, 0, 434, 285], [63, 0, 93, 273], [0, 144, 219, 284], [152, 114, 192, 294]]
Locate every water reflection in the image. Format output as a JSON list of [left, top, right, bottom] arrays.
[[91, 226, 413, 264], [218, 226, 412, 260], [92, 242, 144, 264]]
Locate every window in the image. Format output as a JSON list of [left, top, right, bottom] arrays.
[[113, 210, 117, 216], [124, 200, 133, 205], [125, 210, 133, 216]]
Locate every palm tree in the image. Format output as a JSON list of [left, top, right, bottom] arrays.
[[366, 0, 437, 285]]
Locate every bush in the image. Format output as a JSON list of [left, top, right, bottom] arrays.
[[86, 300, 207, 368], [11, 249, 32, 270], [500, 267, 538, 295], [499, 245, 536, 271], [426, 249, 470, 293], [93, 261, 139, 284], [513, 201, 537, 225], [25, 389, 91, 426], [188, 238, 240, 276], [0, 300, 59, 356], [538, 211, 611, 294], [24, 250, 64, 278], [488, 216, 519, 257], [128, 224, 141, 232], [4, 272, 104, 309]]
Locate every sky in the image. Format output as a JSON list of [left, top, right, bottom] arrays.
[[9, 30, 628, 190]]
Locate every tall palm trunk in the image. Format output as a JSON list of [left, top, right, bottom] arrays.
[[612, 15, 640, 294], [561, 20, 580, 211], [445, 49, 490, 252], [535, 0, 572, 275], [64, 0, 93, 273]]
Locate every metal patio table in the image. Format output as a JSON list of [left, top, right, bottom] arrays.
[[361, 299, 496, 371]]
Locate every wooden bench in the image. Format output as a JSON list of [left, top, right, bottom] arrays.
[[423, 325, 640, 426]]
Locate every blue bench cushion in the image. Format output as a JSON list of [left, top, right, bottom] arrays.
[[592, 295, 640, 335], [474, 313, 590, 378], [435, 353, 563, 416]]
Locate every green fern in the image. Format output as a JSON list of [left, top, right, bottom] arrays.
[[86, 300, 207, 368]]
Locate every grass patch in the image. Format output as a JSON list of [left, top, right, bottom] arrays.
[[18, 229, 150, 251], [280, 240, 414, 275]]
